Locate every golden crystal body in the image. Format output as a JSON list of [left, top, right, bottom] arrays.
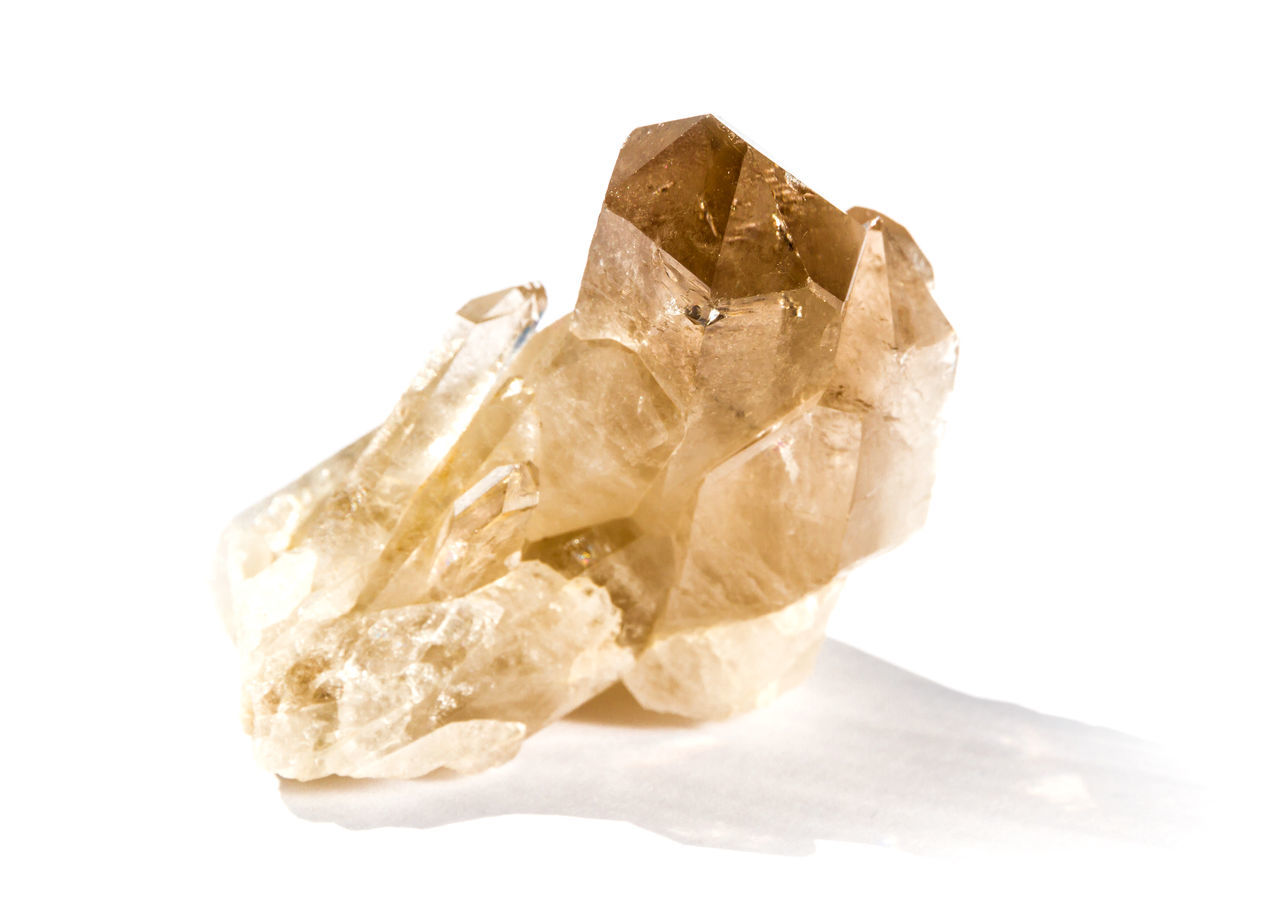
[[216, 116, 957, 779]]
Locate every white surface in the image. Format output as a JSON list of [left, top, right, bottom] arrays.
[[281, 641, 1209, 853], [3, 1, 1277, 896]]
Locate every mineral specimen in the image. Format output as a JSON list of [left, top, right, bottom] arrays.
[[215, 115, 957, 780]]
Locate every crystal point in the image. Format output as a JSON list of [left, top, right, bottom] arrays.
[[217, 117, 956, 779]]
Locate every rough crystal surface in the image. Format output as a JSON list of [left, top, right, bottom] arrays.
[[216, 115, 957, 780]]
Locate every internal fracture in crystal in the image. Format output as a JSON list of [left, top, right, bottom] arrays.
[[215, 115, 957, 780]]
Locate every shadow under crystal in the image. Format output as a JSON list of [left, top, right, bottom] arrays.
[[279, 640, 1208, 855]]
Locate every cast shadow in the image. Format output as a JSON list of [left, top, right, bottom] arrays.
[[279, 640, 1209, 855]]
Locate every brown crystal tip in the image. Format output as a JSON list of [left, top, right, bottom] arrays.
[[605, 115, 859, 300], [215, 116, 957, 780]]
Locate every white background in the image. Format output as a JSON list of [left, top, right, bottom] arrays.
[[3, 1, 1276, 896]]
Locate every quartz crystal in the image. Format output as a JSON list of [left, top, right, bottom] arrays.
[[215, 115, 957, 780]]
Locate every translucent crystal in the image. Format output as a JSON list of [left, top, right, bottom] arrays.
[[216, 115, 956, 779]]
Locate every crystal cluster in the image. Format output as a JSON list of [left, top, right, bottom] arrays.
[[215, 115, 957, 780]]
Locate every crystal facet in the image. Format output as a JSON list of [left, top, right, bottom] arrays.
[[216, 115, 957, 779]]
